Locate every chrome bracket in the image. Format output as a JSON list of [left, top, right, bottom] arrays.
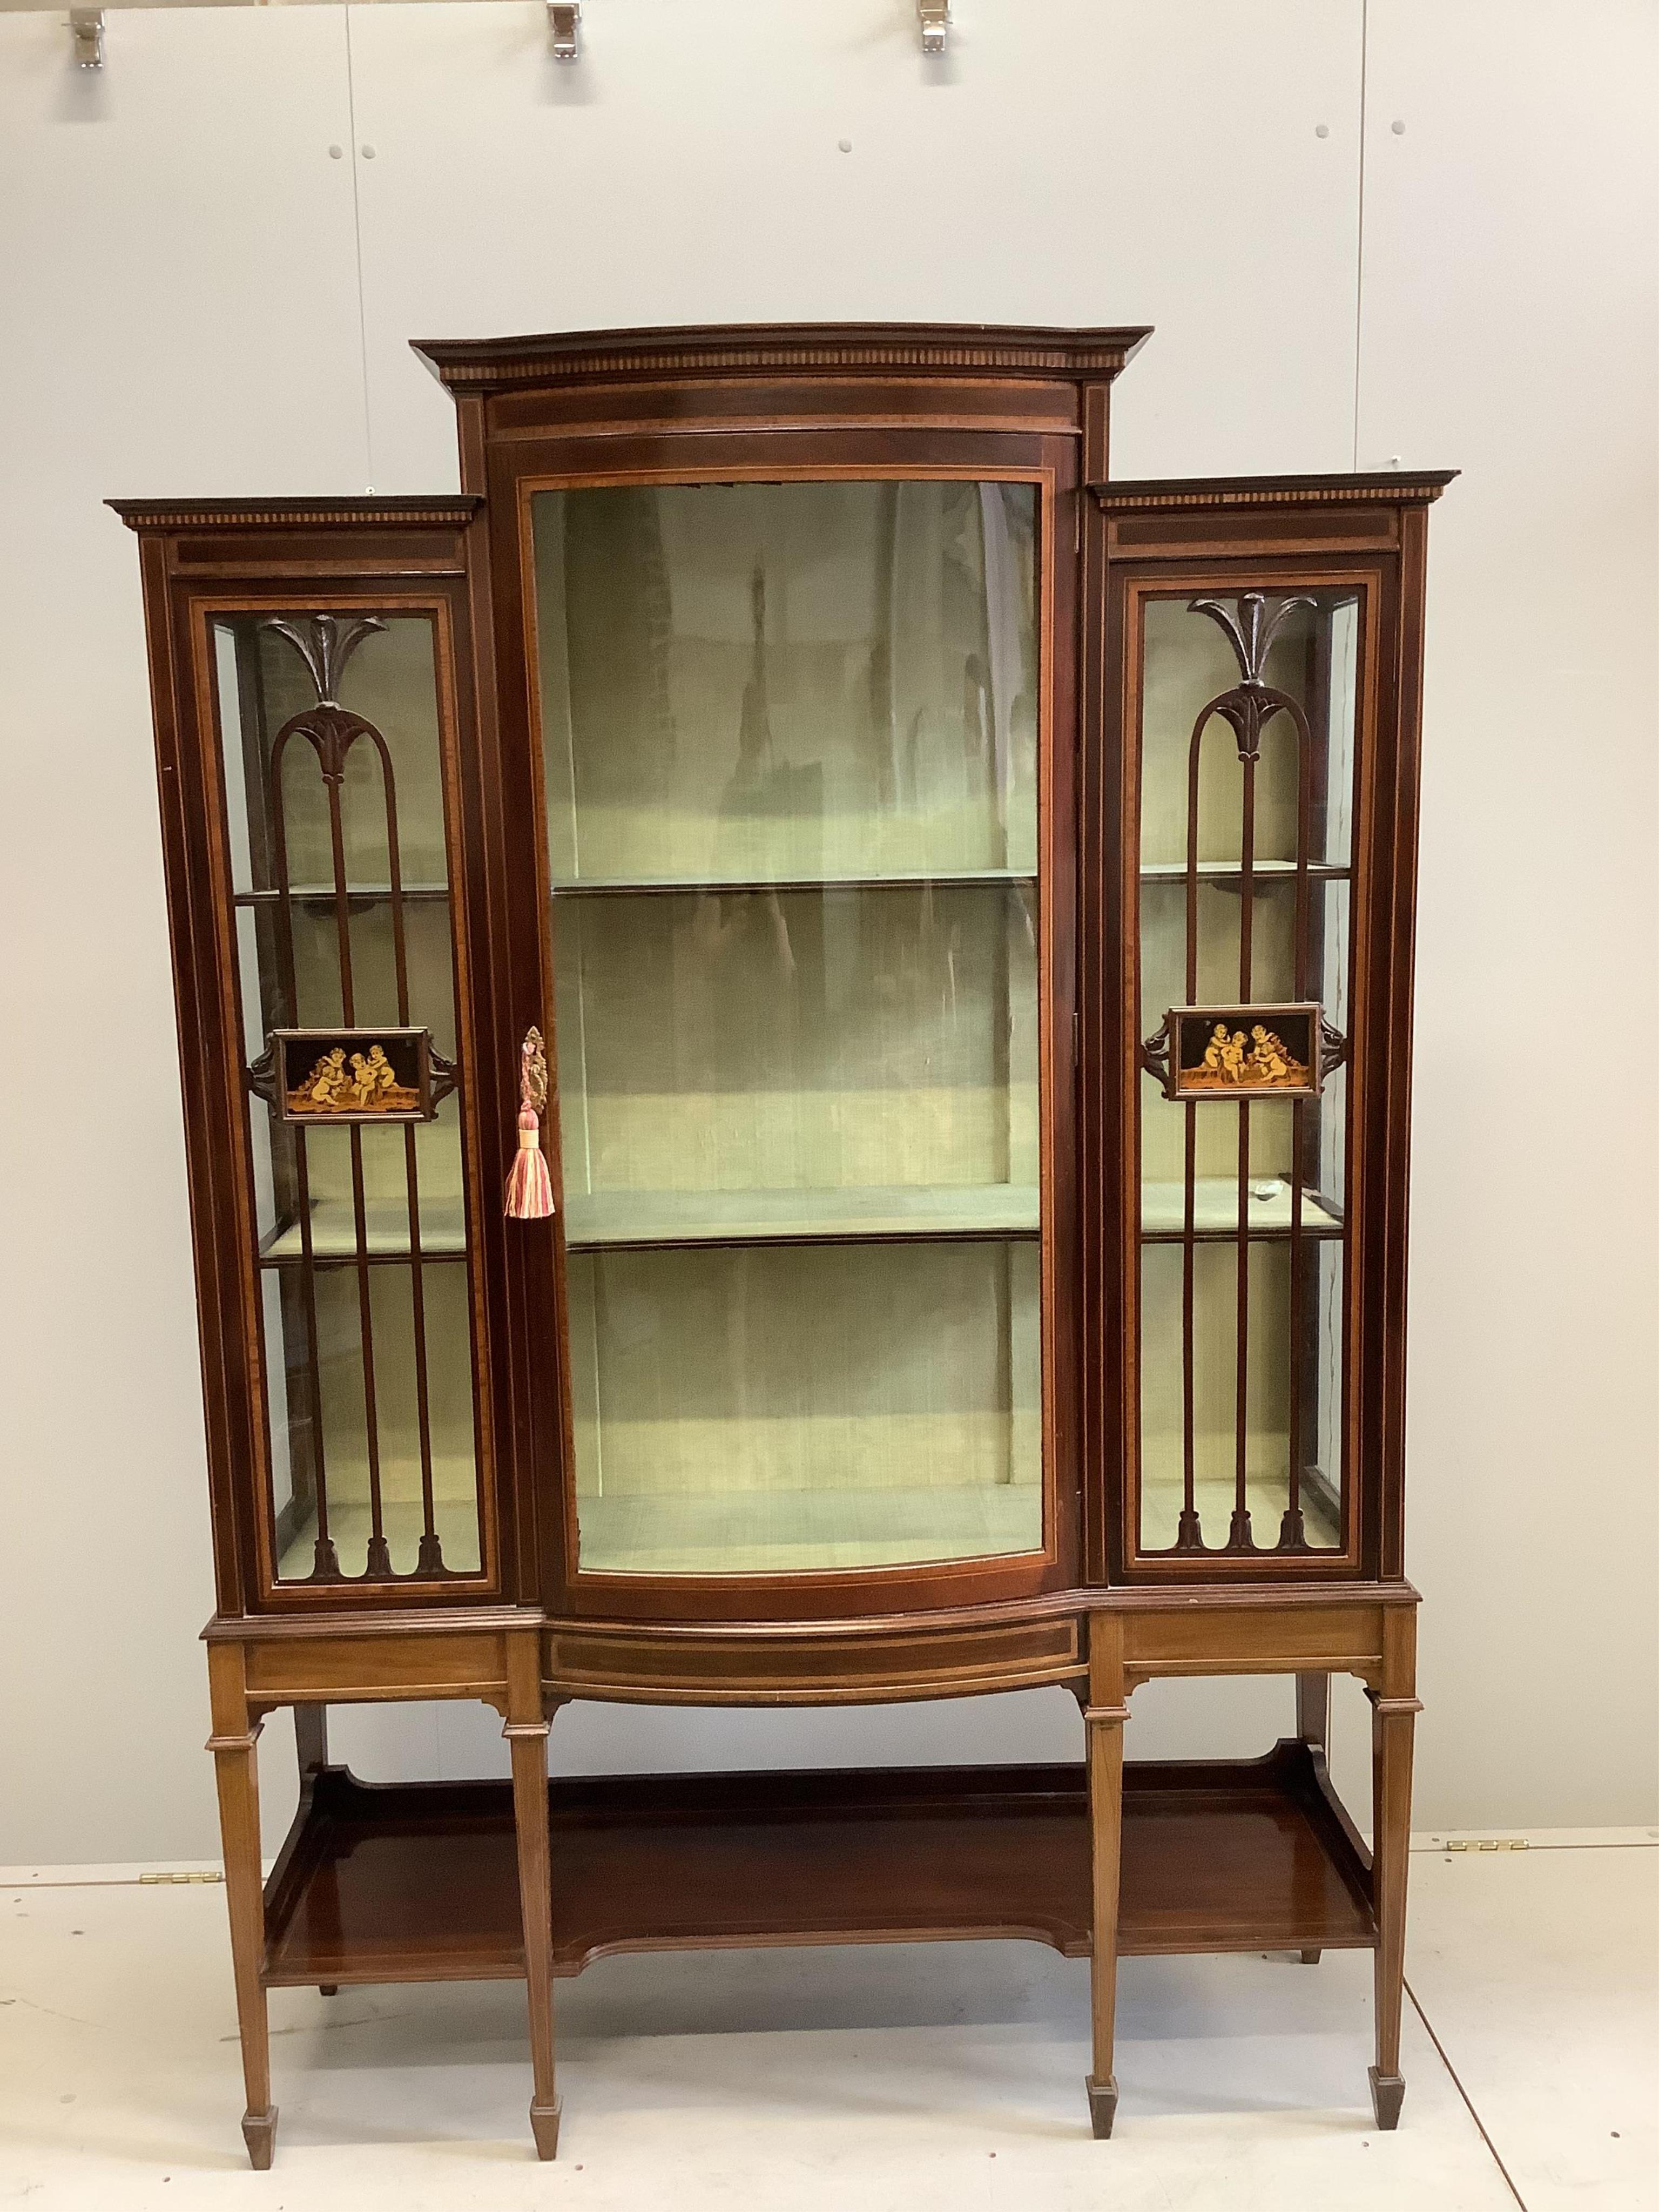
[[918, 0, 949, 54], [548, 1, 581, 61], [69, 7, 104, 69]]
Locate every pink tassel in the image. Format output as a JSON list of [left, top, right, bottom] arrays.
[[504, 1105, 554, 1219]]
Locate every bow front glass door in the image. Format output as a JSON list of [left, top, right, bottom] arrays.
[[529, 475, 1054, 1580]]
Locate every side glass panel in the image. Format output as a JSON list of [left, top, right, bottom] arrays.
[[533, 480, 1044, 1577], [212, 613, 484, 1584], [1137, 590, 1359, 1556]]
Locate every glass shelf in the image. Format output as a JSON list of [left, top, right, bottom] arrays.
[[261, 1184, 1041, 1260], [565, 1183, 1040, 1250], [260, 1195, 467, 1263], [551, 869, 1035, 898], [1139, 860, 1350, 884], [234, 883, 450, 907], [1140, 1178, 1342, 1241]]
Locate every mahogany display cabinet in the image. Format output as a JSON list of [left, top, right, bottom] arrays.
[[113, 323, 1452, 2166]]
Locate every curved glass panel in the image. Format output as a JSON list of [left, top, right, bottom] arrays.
[[534, 478, 1045, 1577]]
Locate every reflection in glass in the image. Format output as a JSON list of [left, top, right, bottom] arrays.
[[554, 884, 1037, 1225], [534, 478, 1045, 1576], [1136, 593, 1358, 1554], [212, 615, 483, 1583], [535, 481, 1038, 885], [569, 1242, 1040, 1576]]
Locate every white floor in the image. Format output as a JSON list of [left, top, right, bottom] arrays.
[[1, 1834, 1654, 2211]]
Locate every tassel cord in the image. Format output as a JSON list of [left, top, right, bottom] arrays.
[[504, 1104, 555, 1220]]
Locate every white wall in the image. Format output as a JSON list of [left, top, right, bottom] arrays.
[[0, 0, 1653, 1865]]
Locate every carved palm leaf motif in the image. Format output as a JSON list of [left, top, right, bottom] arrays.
[[1188, 591, 1316, 760], [263, 612, 386, 707], [261, 615, 392, 785], [1189, 591, 1313, 686]]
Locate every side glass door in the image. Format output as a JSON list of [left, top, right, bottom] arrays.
[[528, 476, 1050, 1582], [1134, 586, 1357, 1558], [1090, 470, 1448, 1579], [209, 600, 491, 1589]]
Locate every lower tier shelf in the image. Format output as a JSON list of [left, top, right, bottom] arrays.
[[262, 1744, 1375, 1988]]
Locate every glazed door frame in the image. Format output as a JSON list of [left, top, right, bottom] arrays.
[[476, 423, 1083, 1622], [122, 504, 531, 1614], [1083, 475, 1449, 1588]]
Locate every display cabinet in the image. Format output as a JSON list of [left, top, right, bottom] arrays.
[[114, 323, 1451, 2166]]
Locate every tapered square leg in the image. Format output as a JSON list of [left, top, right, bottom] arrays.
[[506, 1638, 560, 2160], [1085, 1707, 1127, 2128], [207, 1648, 274, 2171], [1368, 1612, 1421, 2134], [1084, 1620, 1131, 2142]]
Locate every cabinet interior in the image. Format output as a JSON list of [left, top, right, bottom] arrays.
[[536, 477, 1046, 1576]]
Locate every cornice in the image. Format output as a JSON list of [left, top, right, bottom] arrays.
[[109, 496, 484, 534], [1092, 470, 1457, 511], [412, 322, 1155, 393]]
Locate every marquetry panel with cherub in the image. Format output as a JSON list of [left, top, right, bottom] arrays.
[[251, 1024, 455, 1124], [1143, 1002, 1346, 1103]]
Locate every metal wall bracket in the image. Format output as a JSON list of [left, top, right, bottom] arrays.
[[918, 0, 949, 55], [69, 7, 104, 69], [548, 2, 581, 61]]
